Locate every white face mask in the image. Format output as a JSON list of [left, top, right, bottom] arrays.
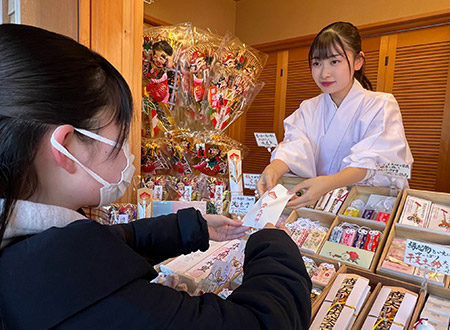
[[50, 126, 135, 208]]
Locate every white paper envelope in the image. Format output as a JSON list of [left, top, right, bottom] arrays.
[[242, 184, 293, 228]]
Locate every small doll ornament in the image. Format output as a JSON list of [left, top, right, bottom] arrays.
[[193, 144, 227, 176], [141, 139, 171, 175]]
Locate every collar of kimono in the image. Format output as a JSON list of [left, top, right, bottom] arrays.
[[318, 79, 365, 174], [1, 199, 86, 249]]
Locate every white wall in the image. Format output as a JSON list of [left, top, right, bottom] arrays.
[[235, 0, 450, 45], [144, 0, 236, 36]]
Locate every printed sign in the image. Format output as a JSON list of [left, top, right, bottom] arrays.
[[254, 132, 278, 148], [243, 173, 261, 190], [376, 163, 412, 179], [404, 239, 450, 275], [229, 195, 256, 215]]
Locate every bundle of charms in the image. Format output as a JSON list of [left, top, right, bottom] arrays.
[[141, 24, 266, 214]]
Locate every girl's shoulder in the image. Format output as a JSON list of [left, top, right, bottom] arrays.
[[361, 89, 397, 103], [297, 93, 326, 111]]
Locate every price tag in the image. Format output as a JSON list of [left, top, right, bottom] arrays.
[[243, 173, 261, 190], [117, 214, 129, 224], [404, 239, 450, 275], [229, 195, 256, 215], [254, 132, 278, 148], [376, 163, 411, 179]]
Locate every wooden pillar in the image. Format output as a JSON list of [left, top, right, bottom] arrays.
[[80, 0, 143, 202]]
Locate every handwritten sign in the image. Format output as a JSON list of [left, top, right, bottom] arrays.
[[254, 132, 278, 148], [243, 173, 261, 190], [404, 239, 450, 275], [229, 195, 256, 215], [376, 163, 411, 179]]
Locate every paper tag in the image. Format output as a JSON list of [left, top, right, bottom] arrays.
[[376, 163, 411, 179], [242, 184, 293, 228], [243, 173, 261, 190], [229, 195, 256, 215], [228, 149, 243, 195], [183, 186, 192, 202], [215, 185, 224, 214], [153, 185, 163, 201], [137, 187, 153, 219], [117, 214, 129, 224], [254, 132, 278, 148], [404, 239, 450, 275]]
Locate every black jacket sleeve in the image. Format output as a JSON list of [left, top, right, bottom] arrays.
[[105, 208, 210, 265], [118, 228, 312, 330]]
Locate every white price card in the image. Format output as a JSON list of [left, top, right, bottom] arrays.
[[254, 132, 278, 148], [376, 163, 411, 179], [118, 214, 129, 224], [243, 173, 261, 190], [229, 196, 256, 215], [404, 239, 450, 275]]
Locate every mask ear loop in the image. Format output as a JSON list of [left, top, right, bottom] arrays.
[[74, 128, 118, 148], [75, 127, 135, 173], [50, 126, 111, 187]]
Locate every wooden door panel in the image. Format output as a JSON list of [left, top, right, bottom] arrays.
[[389, 25, 450, 191], [242, 53, 278, 174]]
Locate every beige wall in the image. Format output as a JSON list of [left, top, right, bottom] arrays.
[[235, 0, 450, 45], [20, 0, 78, 40], [144, 0, 236, 35]]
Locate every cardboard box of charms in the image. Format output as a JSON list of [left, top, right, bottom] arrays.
[[285, 185, 403, 272], [376, 188, 450, 289], [311, 264, 426, 330]]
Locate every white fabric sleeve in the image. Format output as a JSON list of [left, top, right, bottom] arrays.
[[270, 104, 317, 178], [341, 94, 413, 189]]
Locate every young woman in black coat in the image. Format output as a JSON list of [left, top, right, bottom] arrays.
[[0, 24, 312, 330]]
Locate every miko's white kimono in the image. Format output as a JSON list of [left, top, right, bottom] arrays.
[[271, 80, 413, 189]]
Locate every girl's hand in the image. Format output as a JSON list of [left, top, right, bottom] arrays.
[[286, 176, 331, 209], [257, 167, 278, 196], [203, 214, 249, 242], [264, 222, 292, 236], [257, 160, 290, 196]]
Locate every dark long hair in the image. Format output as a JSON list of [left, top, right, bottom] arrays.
[[308, 21, 372, 90], [0, 24, 133, 244]]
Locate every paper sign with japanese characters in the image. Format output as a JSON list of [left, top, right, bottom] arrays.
[[242, 184, 293, 229], [404, 239, 450, 275], [228, 149, 243, 195], [243, 173, 261, 190], [254, 132, 278, 148], [376, 162, 412, 179], [229, 195, 256, 215]]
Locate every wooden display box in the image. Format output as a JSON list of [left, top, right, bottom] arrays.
[[377, 223, 450, 289], [409, 284, 450, 328], [316, 214, 387, 272], [338, 184, 402, 227], [303, 254, 346, 319], [343, 266, 425, 330], [310, 265, 425, 330], [285, 208, 337, 255], [393, 188, 450, 228]]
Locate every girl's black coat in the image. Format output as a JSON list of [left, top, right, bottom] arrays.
[[0, 208, 311, 329]]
